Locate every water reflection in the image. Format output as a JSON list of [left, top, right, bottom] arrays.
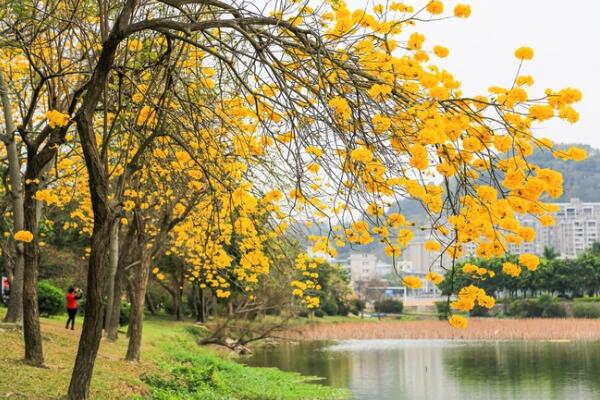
[[243, 339, 600, 400]]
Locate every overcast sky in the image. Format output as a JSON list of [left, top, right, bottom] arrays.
[[344, 0, 600, 148]]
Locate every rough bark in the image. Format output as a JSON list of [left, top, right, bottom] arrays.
[[105, 260, 124, 342], [192, 284, 207, 323], [146, 291, 157, 315], [67, 2, 138, 397], [0, 69, 25, 323], [173, 287, 183, 321], [21, 165, 43, 366], [125, 254, 150, 361], [104, 221, 119, 337], [106, 224, 136, 341]]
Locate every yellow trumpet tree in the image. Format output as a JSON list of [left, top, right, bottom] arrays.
[[2, 0, 586, 398]]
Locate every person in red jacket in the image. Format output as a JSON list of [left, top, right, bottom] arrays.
[[66, 287, 82, 330]]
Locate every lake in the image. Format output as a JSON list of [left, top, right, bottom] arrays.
[[244, 339, 600, 399]]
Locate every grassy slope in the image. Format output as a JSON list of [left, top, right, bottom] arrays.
[[0, 308, 345, 399]]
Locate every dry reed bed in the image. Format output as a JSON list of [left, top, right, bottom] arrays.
[[282, 319, 600, 341]]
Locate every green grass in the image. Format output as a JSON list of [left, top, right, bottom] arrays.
[[0, 307, 347, 399], [143, 339, 346, 400]]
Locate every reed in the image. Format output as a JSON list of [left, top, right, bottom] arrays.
[[282, 318, 600, 341]]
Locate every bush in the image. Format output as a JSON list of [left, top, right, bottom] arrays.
[[313, 309, 325, 318], [506, 296, 566, 318], [574, 296, 600, 303], [538, 295, 567, 318], [321, 297, 339, 316], [435, 301, 450, 320], [349, 299, 365, 316], [119, 301, 131, 326], [573, 303, 600, 318], [507, 299, 542, 317], [38, 281, 64, 317], [469, 305, 490, 317], [373, 299, 403, 314]]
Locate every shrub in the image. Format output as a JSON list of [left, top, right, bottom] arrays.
[[119, 301, 131, 326], [507, 299, 542, 317], [313, 309, 325, 318], [469, 305, 490, 317], [336, 300, 351, 316], [434, 301, 450, 320], [538, 295, 567, 317], [321, 297, 339, 316], [38, 281, 64, 317], [574, 296, 600, 303], [541, 302, 567, 318], [506, 296, 566, 318], [349, 299, 365, 316], [374, 299, 403, 314], [573, 303, 600, 318]]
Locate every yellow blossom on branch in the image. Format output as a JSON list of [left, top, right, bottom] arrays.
[[14, 230, 34, 243]]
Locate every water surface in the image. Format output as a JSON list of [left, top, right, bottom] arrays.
[[244, 339, 600, 399]]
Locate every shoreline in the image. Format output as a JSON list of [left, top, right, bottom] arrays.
[[280, 318, 600, 342]]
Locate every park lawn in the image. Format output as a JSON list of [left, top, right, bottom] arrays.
[[0, 309, 346, 399], [0, 309, 165, 399]]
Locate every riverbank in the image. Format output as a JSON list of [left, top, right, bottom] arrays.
[[282, 318, 600, 341], [0, 309, 345, 399]]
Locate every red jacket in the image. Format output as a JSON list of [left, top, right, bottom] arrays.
[[66, 293, 78, 310]]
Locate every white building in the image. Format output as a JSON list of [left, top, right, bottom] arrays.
[[345, 253, 378, 283], [402, 230, 446, 274], [505, 198, 600, 258]]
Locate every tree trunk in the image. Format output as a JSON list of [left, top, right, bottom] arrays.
[[174, 288, 183, 321], [67, 3, 136, 395], [105, 258, 124, 342], [146, 291, 157, 315], [0, 69, 25, 323], [22, 171, 43, 366], [195, 286, 207, 323], [67, 216, 112, 398], [125, 256, 150, 361], [4, 249, 24, 323], [104, 221, 119, 337]]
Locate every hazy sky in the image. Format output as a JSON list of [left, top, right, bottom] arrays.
[[345, 0, 600, 148]]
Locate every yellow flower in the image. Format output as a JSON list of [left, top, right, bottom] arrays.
[[518, 253, 540, 271], [476, 185, 497, 202], [45, 110, 70, 128], [462, 263, 478, 274], [132, 93, 144, 103], [425, 271, 444, 284], [433, 45, 449, 58], [328, 97, 351, 120], [403, 275, 422, 289], [449, 315, 468, 329], [424, 240, 441, 252], [502, 262, 522, 278], [385, 245, 401, 257], [478, 294, 496, 309], [128, 39, 143, 52], [453, 4, 471, 18], [408, 33, 425, 50], [305, 146, 323, 158], [426, 1, 444, 15], [566, 147, 587, 161], [514, 46, 534, 61], [529, 104, 553, 121], [14, 230, 34, 243], [350, 147, 373, 163]]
